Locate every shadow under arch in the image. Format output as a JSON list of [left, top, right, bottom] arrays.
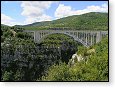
[[37, 33, 79, 64]]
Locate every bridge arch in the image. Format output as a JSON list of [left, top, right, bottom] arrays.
[[24, 30, 108, 47], [37, 32, 89, 47]]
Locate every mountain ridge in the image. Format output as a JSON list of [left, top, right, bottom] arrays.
[[2, 12, 108, 31]]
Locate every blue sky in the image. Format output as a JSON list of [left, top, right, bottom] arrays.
[[1, 1, 108, 26]]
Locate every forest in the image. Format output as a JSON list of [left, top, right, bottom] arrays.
[[1, 12, 108, 81], [15, 12, 108, 31], [1, 25, 79, 81]]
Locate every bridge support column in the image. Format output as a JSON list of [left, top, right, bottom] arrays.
[[82, 32, 84, 40], [84, 32, 86, 41], [33, 31, 36, 42], [91, 33, 93, 46], [77, 32, 78, 38], [34, 32, 40, 43], [84, 32, 85, 42], [94, 34, 96, 44], [96, 32, 101, 43], [86, 33, 87, 45], [92, 33, 95, 45], [87, 33, 89, 46], [93, 34, 95, 44]]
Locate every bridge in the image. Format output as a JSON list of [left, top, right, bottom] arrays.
[[24, 30, 108, 47]]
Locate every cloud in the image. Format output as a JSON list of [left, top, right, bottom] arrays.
[[25, 14, 52, 24], [54, 4, 77, 19], [1, 13, 14, 26], [2, 2, 108, 26], [1, 13, 24, 26], [55, 3, 108, 19], [21, 1, 57, 24], [1, 13, 13, 21]]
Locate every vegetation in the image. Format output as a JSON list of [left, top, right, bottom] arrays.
[[1, 12, 108, 81], [16, 12, 108, 31], [41, 36, 108, 81], [1, 25, 79, 81]]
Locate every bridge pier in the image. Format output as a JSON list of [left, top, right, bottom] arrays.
[[96, 31, 101, 43], [87, 33, 89, 46], [90, 33, 92, 46], [92, 34, 94, 45], [85, 33, 87, 45], [76, 32, 78, 38]]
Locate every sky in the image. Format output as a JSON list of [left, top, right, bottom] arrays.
[[1, 1, 108, 26]]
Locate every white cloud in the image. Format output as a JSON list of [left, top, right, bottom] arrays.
[[1, 13, 14, 26], [55, 3, 108, 19], [1, 13, 13, 22], [54, 4, 77, 19], [21, 1, 57, 24], [25, 14, 52, 24], [1, 13, 24, 26], [1, 1, 58, 25]]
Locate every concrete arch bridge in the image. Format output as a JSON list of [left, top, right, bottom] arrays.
[[24, 30, 108, 47]]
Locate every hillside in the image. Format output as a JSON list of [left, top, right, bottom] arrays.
[[15, 12, 108, 31], [42, 36, 108, 81], [1, 13, 108, 81]]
